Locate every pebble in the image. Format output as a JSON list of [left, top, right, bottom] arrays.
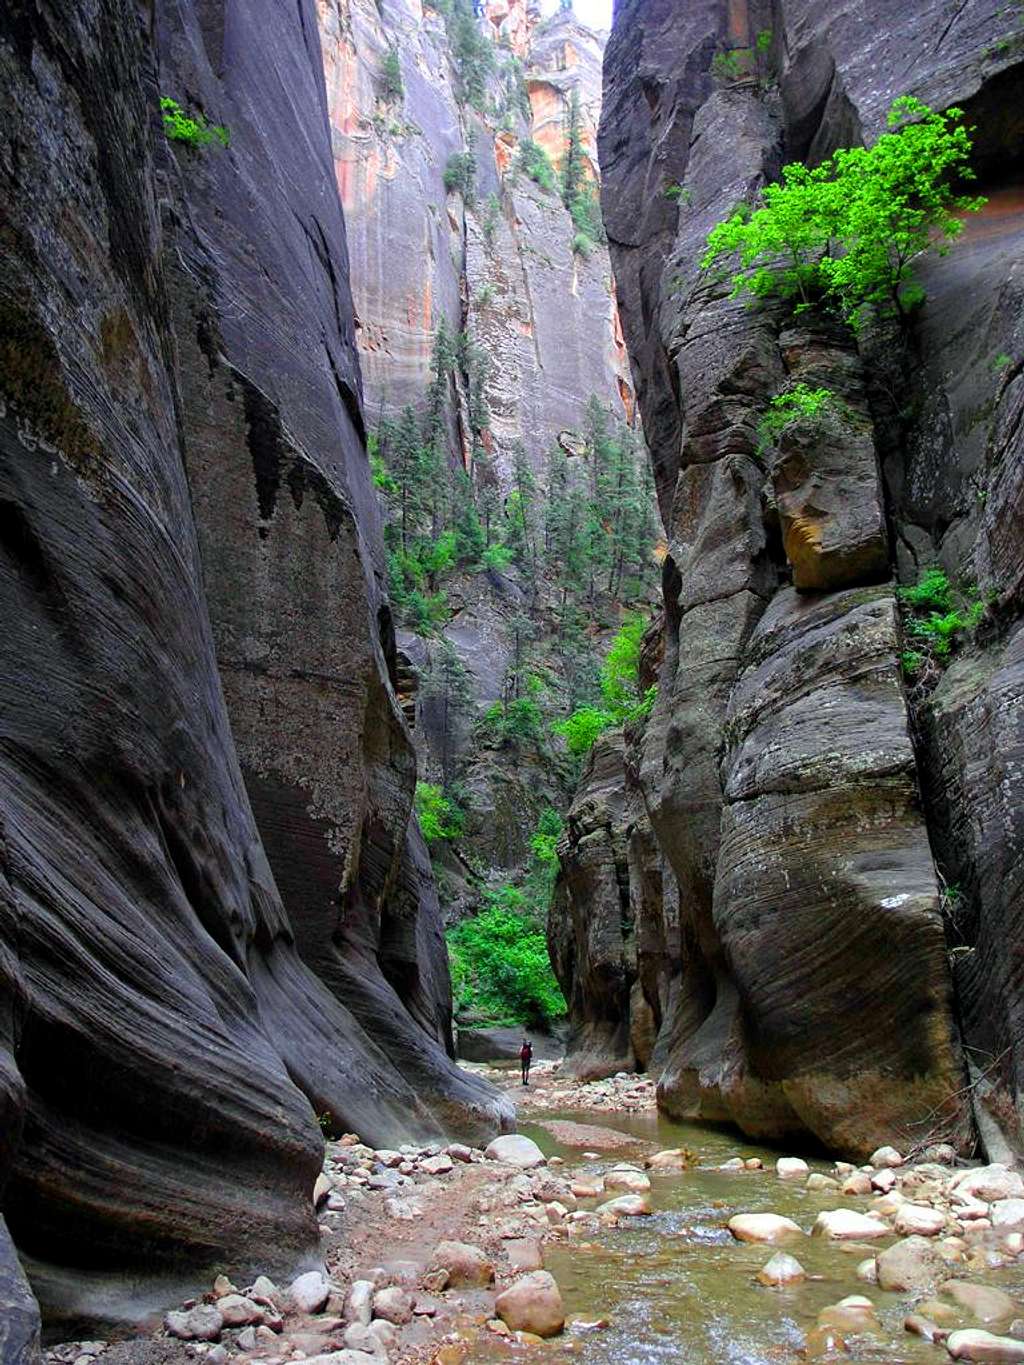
[[428, 1240, 494, 1288], [603, 1168, 651, 1195], [343, 1281, 375, 1327], [420, 1154, 454, 1176]]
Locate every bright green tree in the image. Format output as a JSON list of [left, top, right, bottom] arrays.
[[702, 97, 985, 326]]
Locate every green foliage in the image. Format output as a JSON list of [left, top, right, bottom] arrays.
[[447, 809, 566, 1028], [482, 193, 502, 244], [756, 384, 838, 454], [444, 0, 496, 110], [370, 451, 398, 493], [897, 568, 986, 671], [555, 613, 657, 755], [381, 47, 404, 103], [702, 98, 985, 327], [993, 353, 1013, 372], [483, 541, 513, 571], [479, 694, 544, 747], [556, 705, 611, 755], [518, 138, 557, 192], [161, 97, 229, 149], [665, 182, 693, 205], [415, 781, 465, 843], [711, 48, 752, 83], [447, 902, 565, 1028], [572, 232, 594, 258], [444, 148, 477, 204]]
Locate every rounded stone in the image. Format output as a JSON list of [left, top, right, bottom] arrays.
[[877, 1236, 948, 1292], [484, 1135, 546, 1170], [812, 1209, 888, 1240], [428, 1240, 494, 1288], [728, 1213, 803, 1245], [776, 1157, 809, 1180], [756, 1252, 806, 1286], [495, 1270, 565, 1338]]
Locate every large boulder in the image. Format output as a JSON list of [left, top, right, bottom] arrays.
[[876, 1237, 948, 1293], [495, 1271, 565, 1338]]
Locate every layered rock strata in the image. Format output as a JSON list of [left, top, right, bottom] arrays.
[[0, 0, 508, 1336], [592, 0, 1024, 1155]]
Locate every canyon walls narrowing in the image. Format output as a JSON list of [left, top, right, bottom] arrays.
[[565, 0, 1024, 1160], [0, 0, 510, 1339]]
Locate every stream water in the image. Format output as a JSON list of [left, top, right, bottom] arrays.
[[464, 1107, 1024, 1365]]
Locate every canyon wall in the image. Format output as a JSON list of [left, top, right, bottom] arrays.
[[588, 0, 1024, 1158], [315, 1, 648, 881], [0, 0, 509, 1340]]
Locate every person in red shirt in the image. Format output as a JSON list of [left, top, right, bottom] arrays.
[[519, 1038, 533, 1086]]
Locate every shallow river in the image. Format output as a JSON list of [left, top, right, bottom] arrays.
[[464, 1107, 1024, 1365]]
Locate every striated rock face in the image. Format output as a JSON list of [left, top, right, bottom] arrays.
[[597, 0, 1024, 1155], [0, 0, 508, 1334], [549, 731, 678, 1078], [318, 0, 632, 478], [316, 0, 640, 876]]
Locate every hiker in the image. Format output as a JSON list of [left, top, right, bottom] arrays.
[[519, 1037, 533, 1086]]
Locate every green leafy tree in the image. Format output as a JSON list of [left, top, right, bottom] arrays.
[[517, 138, 557, 192], [445, 0, 496, 111], [415, 781, 465, 843], [702, 97, 985, 326]]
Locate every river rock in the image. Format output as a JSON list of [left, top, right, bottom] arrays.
[[856, 1258, 878, 1284], [842, 1172, 873, 1196], [946, 1329, 1024, 1360], [877, 1236, 948, 1292], [648, 1150, 690, 1170], [757, 1252, 806, 1286], [506, 1239, 544, 1272], [495, 1271, 565, 1338], [942, 1282, 1019, 1325], [906, 1313, 949, 1343], [871, 1168, 898, 1193], [991, 1201, 1024, 1228], [571, 1177, 604, 1198], [777, 1157, 810, 1180], [290, 1272, 331, 1315], [950, 1168, 1024, 1203], [166, 1306, 225, 1342], [485, 1136, 546, 1170], [420, 1154, 454, 1176], [870, 1146, 904, 1169], [895, 1205, 948, 1237], [812, 1210, 889, 1240], [729, 1214, 803, 1244], [604, 1168, 652, 1195], [807, 1173, 840, 1191], [429, 1241, 494, 1288], [342, 1324, 385, 1357], [597, 1195, 652, 1217], [372, 1287, 412, 1325], [216, 1294, 264, 1327], [344, 1281, 375, 1327]]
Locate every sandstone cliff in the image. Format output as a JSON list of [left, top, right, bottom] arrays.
[[0, 0, 509, 1339], [316, 0, 648, 880], [589, 0, 1024, 1158]]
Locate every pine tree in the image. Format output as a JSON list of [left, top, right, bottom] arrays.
[[506, 441, 538, 579], [561, 89, 586, 211], [423, 637, 474, 784]]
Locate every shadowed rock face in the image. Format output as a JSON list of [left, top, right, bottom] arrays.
[[596, 0, 1024, 1156], [0, 0, 508, 1334], [549, 731, 678, 1079]]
